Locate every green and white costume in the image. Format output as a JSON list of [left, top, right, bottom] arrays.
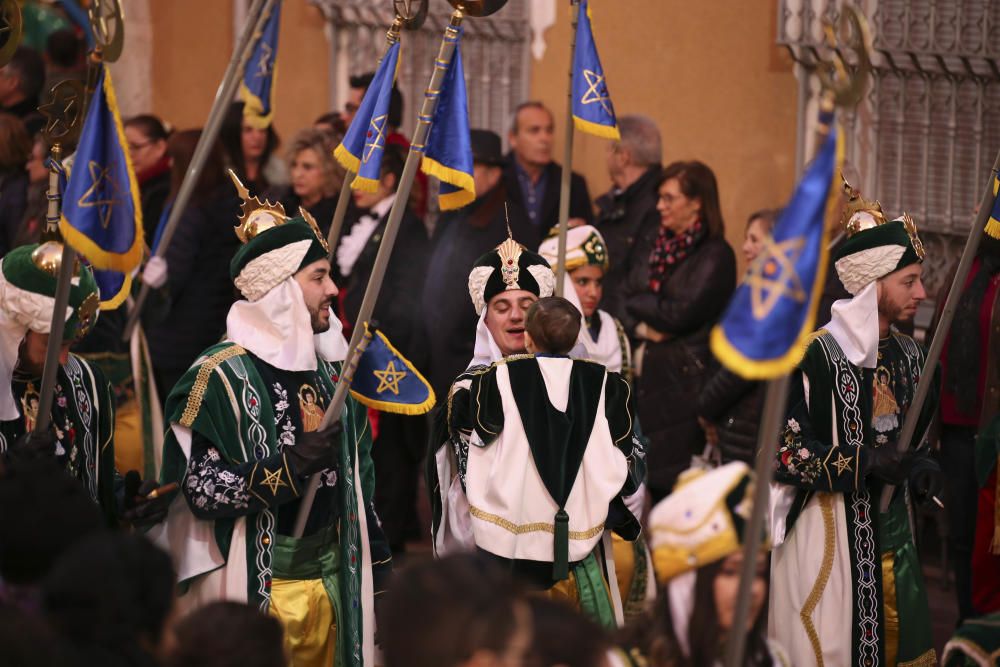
[[769, 203, 937, 666], [151, 208, 390, 667], [0, 243, 117, 524]]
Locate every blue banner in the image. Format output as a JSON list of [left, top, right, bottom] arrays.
[[350, 324, 435, 415], [571, 0, 619, 140], [240, 0, 282, 129], [59, 66, 142, 309], [420, 26, 474, 210], [711, 127, 843, 379]]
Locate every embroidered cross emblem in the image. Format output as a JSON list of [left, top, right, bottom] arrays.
[[373, 360, 407, 395], [747, 236, 807, 320], [77, 160, 124, 229], [832, 452, 853, 476], [580, 69, 613, 116], [363, 114, 388, 163], [260, 467, 287, 495]]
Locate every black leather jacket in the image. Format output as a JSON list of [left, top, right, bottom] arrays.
[[698, 368, 765, 464]]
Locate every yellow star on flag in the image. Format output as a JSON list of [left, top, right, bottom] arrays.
[[373, 360, 407, 395], [363, 114, 388, 164], [746, 236, 807, 320], [255, 42, 274, 79], [77, 160, 124, 230], [581, 69, 613, 116]]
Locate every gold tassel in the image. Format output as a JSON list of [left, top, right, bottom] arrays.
[[986, 216, 1000, 241]]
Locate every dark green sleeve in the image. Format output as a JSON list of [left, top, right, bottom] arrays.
[[353, 396, 392, 597], [92, 362, 118, 528], [605, 371, 644, 495], [469, 366, 504, 446]]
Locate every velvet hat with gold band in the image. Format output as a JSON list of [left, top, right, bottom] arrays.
[[833, 179, 925, 295], [537, 225, 610, 273], [468, 236, 556, 316], [227, 171, 329, 302], [0, 242, 100, 341], [647, 461, 756, 584]]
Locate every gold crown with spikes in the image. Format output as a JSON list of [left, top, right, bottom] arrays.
[[229, 169, 289, 244], [841, 174, 887, 236], [297, 206, 331, 254]]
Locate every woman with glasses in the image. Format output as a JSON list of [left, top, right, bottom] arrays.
[[124, 114, 171, 244]]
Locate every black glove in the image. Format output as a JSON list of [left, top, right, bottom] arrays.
[[864, 443, 916, 485], [121, 472, 178, 529], [11, 428, 58, 461], [909, 455, 944, 508], [285, 422, 343, 476]]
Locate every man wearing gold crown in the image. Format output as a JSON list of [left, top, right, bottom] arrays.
[[150, 177, 391, 667], [0, 241, 118, 523], [768, 184, 941, 667], [428, 234, 646, 628]]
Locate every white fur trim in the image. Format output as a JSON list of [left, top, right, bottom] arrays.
[[527, 263, 556, 298], [468, 265, 494, 316], [234, 239, 312, 302], [0, 269, 71, 333], [834, 244, 906, 295]]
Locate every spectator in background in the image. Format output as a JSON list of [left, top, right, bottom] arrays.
[[504, 101, 593, 249], [0, 47, 46, 136], [42, 533, 176, 667], [524, 597, 612, 667], [14, 134, 50, 250], [625, 161, 736, 499], [313, 110, 346, 137], [144, 129, 239, 402], [166, 602, 287, 667], [0, 113, 31, 257], [125, 114, 172, 243], [42, 28, 85, 92], [219, 101, 287, 200], [422, 129, 511, 398], [282, 127, 345, 236], [381, 555, 532, 667], [697, 209, 780, 466], [595, 114, 663, 334]]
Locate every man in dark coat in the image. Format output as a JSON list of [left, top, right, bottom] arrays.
[[594, 114, 662, 333], [423, 130, 511, 399], [503, 101, 593, 249]]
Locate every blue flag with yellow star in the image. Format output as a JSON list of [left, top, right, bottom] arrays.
[[710, 126, 844, 380], [334, 40, 401, 192], [349, 324, 435, 415], [571, 0, 619, 140], [420, 27, 474, 211], [240, 0, 281, 129], [60, 65, 143, 306]]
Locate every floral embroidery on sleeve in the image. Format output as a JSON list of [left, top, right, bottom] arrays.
[[775, 416, 824, 486]]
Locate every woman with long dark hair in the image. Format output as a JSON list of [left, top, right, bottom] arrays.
[[219, 101, 286, 200], [625, 161, 737, 499], [616, 463, 787, 667]]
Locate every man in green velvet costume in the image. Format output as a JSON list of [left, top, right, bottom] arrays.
[[151, 184, 390, 667], [769, 183, 942, 667], [0, 241, 117, 525]]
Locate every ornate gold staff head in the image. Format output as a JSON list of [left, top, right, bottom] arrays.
[[447, 0, 508, 17], [816, 5, 872, 109], [229, 169, 289, 244], [88, 0, 125, 63], [394, 0, 429, 30], [39, 79, 86, 147], [0, 0, 23, 68]]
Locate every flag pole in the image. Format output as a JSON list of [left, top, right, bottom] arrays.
[[723, 9, 870, 666], [877, 150, 1000, 511], [554, 0, 580, 297], [294, 0, 508, 537], [122, 0, 276, 342], [32, 39, 108, 436]]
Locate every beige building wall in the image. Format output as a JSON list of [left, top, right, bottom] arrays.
[[149, 1, 330, 149], [529, 0, 799, 267]]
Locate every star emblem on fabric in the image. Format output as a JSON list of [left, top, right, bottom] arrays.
[[747, 236, 807, 319], [363, 114, 387, 163], [373, 360, 407, 395], [77, 160, 124, 229], [581, 69, 613, 116], [261, 467, 287, 495], [38, 80, 84, 139], [255, 42, 274, 79], [832, 452, 853, 476]]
